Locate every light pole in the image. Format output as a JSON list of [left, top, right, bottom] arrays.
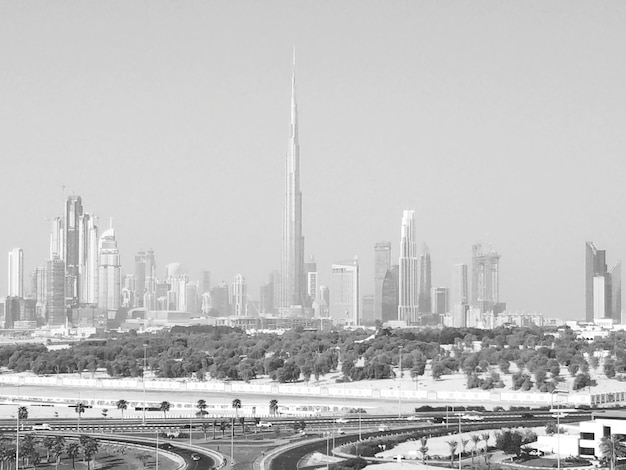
[[143, 343, 148, 425], [16, 384, 20, 470], [230, 417, 234, 465], [551, 389, 569, 470], [457, 413, 462, 470], [156, 430, 159, 470]]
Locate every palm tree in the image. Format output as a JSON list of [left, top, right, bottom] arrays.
[[66, 442, 80, 470], [447, 440, 458, 468], [159, 401, 171, 419], [471, 434, 481, 465], [481, 432, 491, 452], [116, 400, 128, 420], [80, 435, 99, 470], [420, 436, 429, 464], [269, 399, 278, 416], [74, 402, 86, 431], [42, 437, 55, 463], [600, 434, 626, 470], [53, 436, 65, 470], [196, 399, 207, 417], [460, 438, 469, 459], [232, 399, 242, 419], [201, 422, 211, 441]]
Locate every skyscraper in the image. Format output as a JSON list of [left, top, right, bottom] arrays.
[[46, 255, 66, 326], [329, 258, 359, 326], [64, 195, 83, 305], [586, 242, 621, 322], [418, 245, 432, 314], [305, 257, 317, 307], [398, 210, 419, 324], [280, 52, 305, 313], [134, 250, 146, 308], [431, 287, 449, 315], [381, 264, 399, 322], [451, 263, 468, 306], [374, 242, 392, 321], [97, 227, 121, 315], [232, 274, 248, 316], [471, 243, 501, 313], [200, 270, 211, 295], [79, 214, 99, 305], [8, 248, 24, 298]]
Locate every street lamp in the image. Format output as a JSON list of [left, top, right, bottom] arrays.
[[551, 389, 569, 470], [143, 343, 148, 425], [16, 384, 20, 470]]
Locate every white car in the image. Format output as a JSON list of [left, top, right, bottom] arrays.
[[462, 414, 484, 421], [32, 423, 52, 431], [335, 418, 348, 424], [405, 416, 420, 421], [256, 421, 272, 428], [378, 424, 390, 432]]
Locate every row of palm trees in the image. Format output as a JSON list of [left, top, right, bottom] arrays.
[[0, 434, 99, 470], [445, 433, 492, 468], [111, 398, 281, 419]]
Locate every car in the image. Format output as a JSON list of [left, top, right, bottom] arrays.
[[462, 414, 484, 421], [405, 416, 420, 421], [256, 421, 272, 429], [335, 418, 348, 424], [336, 428, 345, 435], [31, 423, 52, 431], [378, 424, 390, 432], [521, 413, 534, 419]]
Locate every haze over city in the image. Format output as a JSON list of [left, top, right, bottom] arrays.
[[2, 1, 626, 320]]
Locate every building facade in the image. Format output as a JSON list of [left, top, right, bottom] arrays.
[[471, 243, 501, 313], [398, 210, 419, 324], [374, 241, 392, 322], [8, 248, 24, 298], [329, 258, 359, 326], [97, 228, 121, 314], [418, 246, 432, 314]]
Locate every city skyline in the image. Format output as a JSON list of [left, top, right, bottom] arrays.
[[2, 1, 626, 320]]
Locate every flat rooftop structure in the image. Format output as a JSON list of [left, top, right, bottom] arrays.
[[591, 409, 626, 420]]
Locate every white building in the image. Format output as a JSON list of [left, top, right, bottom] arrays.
[[97, 228, 121, 315], [7, 248, 23, 298], [232, 273, 248, 316], [398, 210, 419, 324]]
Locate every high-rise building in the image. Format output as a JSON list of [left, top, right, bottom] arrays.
[[471, 243, 501, 313], [418, 245, 432, 314], [398, 210, 419, 324], [8, 248, 24, 298], [280, 52, 306, 313], [451, 263, 468, 306], [46, 255, 66, 326], [382, 264, 399, 322], [64, 195, 83, 305], [232, 274, 248, 316], [97, 228, 121, 314], [186, 281, 199, 314], [329, 258, 359, 326], [79, 214, 99, 304], [200, 270, 211, 294], [49, 217, 65, 260], [431, 287, 449, 315], [210, 282, 230, 316], [374, 242, 392, 322], [134, 250, 146, 308], [304, 257, 317, 307], [586, 242, 621, 322], [361, 294, 375, 325]]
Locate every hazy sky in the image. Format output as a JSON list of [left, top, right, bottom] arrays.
[[1, 1, 626, 320]]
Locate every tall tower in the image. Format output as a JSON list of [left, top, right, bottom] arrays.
[[374, 242, 392, 321], [232, 274, 248, 316], [418, 245, 432, 314], [471, 243, 501, 313], [451, 263, 468, 306], [65, 195, 83, 305], [280, 51, 305, 313], [98, 227, 121, 314], [46, 255, 66, 326], [7, 248, 24, 298], [398, 210, 419, 324], [329, 258, 360, 326], [586, 242, 621, 322], [79, 214, 99, 304]]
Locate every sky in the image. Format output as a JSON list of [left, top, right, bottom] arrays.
[[1, 1, 626, 320]]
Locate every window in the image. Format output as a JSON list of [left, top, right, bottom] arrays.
[[580, 447, 595, 456], [604, 426, 612, 437], [581, 432, 595, 440]]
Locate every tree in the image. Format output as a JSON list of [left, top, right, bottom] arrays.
[[116, 399, 128, 420], [43, 436, 55, 463], [420, 436, 429, 464], [201, 422, 211, 441], [136, 454, 150, 469], [447, 440, 458, 468], [75, 402, 86, 431], [196, 399, 208, 417], [471, 434, 481, 465], [600, 434, 626, 470], [269, 399, 279, 416], [159, 401, 171, 419], [66, 442, 80, 470], [80, 435, 99, 470], [53, 436, 66, 470], [432, 362, 445, 381], [18, 406, 28, 429], [232, 398, 242, 419]]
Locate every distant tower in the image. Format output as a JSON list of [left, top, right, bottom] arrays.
[[304, 256, 317, 307], [398, 210, 419, 324], [80, 214, 99, 304], [8, 248, 24, 298], [49, 217, 65, 260], [586, 242, 621, 322], [64, 195, 83, 305], [232, 274, 248, 316], [329, 258, 359, 326], [280, 51, 306, 313], [431, 287, 449, 315], [381, 265, 399, 322], [374, 242, 392, 321], [418, 245, 432, 314], [451, 263, 468, 306], [210, 282, 230, 316], [200, 270, 211, 294], [471, 243, 500, 313], [134, 250, 146, 308], [97, 228, 121, 314], [46, 255, 66, 326]]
